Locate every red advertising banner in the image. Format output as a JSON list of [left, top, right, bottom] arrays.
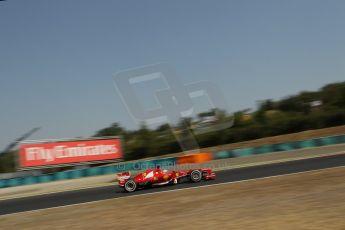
[[19, 138, 122, 168]]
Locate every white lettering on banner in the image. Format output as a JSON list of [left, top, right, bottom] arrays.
[[24, 145, 118, 162]]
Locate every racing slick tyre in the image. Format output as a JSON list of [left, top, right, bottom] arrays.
[[124, 180, 137, 192], [190, 170, 202, 183]]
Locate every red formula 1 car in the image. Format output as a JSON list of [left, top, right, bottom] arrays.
[[117, 167, 216, 192]]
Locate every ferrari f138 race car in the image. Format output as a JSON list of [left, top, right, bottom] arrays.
[[117, 167, 216, 192]]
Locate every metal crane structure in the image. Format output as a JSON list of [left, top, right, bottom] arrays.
[[0, 127, 40, 156]]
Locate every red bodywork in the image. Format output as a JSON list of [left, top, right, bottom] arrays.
[[117, 168, 215, 191]]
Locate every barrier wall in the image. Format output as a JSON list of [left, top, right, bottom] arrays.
[[212, 135, 345, 160], [1, 134, 345, 189], [0, 157, 177, 189]]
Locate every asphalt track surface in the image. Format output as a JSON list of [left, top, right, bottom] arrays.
[[1, 153, 345, 215]]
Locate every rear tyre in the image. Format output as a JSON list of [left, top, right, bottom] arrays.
[[124, 180, 137, 192], [190, 170, 202, 183]]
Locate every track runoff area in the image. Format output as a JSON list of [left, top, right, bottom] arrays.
[[1, 152, 345, 215]]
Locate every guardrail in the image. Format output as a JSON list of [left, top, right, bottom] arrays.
[[213, 134, 345, 159], [1, 134, 345, 189], [0, 158, 177, 188]]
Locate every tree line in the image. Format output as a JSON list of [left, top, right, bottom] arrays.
[[94, 81, 345, 160], [1, 81, 345, 172]]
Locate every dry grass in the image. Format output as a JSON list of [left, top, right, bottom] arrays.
[[1, 167, 345, 230]]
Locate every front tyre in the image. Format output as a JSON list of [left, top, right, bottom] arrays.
[[190, 170, 202, 183], [124, 180, 137, 192]]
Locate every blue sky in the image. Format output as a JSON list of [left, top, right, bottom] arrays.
[[0, 0, 344, 150]]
